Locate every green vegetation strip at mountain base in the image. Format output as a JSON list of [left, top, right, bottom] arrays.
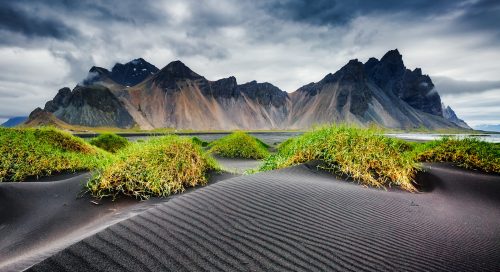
[[261, 125, 419, 191], [87, 136, 219, 199], [89, 133, 130, 153], [0, 127, 111, 182], [209, 131, 270, 159]]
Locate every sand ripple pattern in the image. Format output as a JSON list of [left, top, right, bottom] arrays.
[[29, 163, 500, 272]]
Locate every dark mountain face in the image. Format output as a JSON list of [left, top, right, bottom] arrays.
[[289, 51, 460, 130], [295, 59, 372, 116], [44, 87, 72, 112], [152, 60, 205, 89], [80, 59, 158, 87], [109, 58, 159, 87], [365, 49, 443, 116], [43, 85, 135, 128], [81, 66, 110, 86], [202, 76, 240, 99], [237, 81, 289, 107]]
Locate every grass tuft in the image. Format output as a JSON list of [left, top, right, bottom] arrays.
[[415, 137, 500, 173], [89, 133, 130, 153], [191, 136, 209, 147], [0, 127, 110, 182], [87, 136, 219, 199], [261, 125, 418, 191], [209, 131, 270, 159]]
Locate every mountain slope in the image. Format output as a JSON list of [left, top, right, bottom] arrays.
[[29, 51, 465, 130], [116, 61, 290, 130], [289, 55, 458, 130], [43, 86, 136, 128]]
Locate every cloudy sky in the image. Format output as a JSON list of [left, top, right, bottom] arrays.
[[1, 0, 499, 127]]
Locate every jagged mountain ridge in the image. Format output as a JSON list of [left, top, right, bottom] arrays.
[[442, 103, 471, 129], [33, 50, 466, 130]]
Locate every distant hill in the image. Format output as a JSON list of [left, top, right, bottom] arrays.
[[475, 124, 500, 132], [29, 49, 466, 130], [1, 116, 27, 127]]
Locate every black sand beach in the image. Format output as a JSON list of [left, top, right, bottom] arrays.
[[0, 171, 237, 271], [18, 163, 500, 272]]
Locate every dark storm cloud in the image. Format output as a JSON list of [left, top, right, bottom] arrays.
[[454, 0, 500, 39], [260, 0, 459, 26], [0, 0, 500, 126], [433, 76, 500, 95], [0, 0, 164, 42], [0, 2, 76, 40]]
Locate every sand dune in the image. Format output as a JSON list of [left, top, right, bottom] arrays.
[[0, 172, 236, 272], [24, 163, 500, 272]]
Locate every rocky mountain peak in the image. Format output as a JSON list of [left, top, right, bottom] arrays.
[[109, 58, 159, 87], [163, 60, 201, 79], [44, 87, 72, 112], [442, 103, 471, 129], [380, 49, 403, 66], [364, 57, 379, 72], [153, 60, 204, 89], [88, 66, 109, 74], [238, 80, 289, 107], [336, 59, 366, 81], [80, 66, 110, 86]]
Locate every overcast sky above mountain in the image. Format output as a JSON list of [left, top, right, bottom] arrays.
[[0, 0, 499, 127]]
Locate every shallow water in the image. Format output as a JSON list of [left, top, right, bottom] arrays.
[[125, 132, 303, 145], [116, 131, 500, 144]]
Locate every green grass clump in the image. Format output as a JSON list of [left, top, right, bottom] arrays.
[[261, 125, 418, 191], [209, 131, 270, 159], [191, 136, 209, 147], [0, 127, 110, 182], [89, 133, 130, 153], [415, 137, 500, 173], [87, 136, 219, 199]]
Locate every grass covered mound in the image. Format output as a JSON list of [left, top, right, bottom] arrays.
[[0, 127, 109, 182], [89, 133, 129, 153], [415, 137, 500, 173], [261, 125, 418, 191], [87, 136, 219, 199], [209, 131, 270, 159]]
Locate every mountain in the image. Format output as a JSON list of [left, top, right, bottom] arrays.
[[116, 61, 290, 130], [1, 116, 27, 127], [80, 58, 159, 87], [30, 51, 466, 130], [24, 108, 71, 128], [43, 86, 136, 128], [474, 124, 500, 132], [288, 51, 457, 129], [365, 49, 442, 116], [441, 103, 471, 129]]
